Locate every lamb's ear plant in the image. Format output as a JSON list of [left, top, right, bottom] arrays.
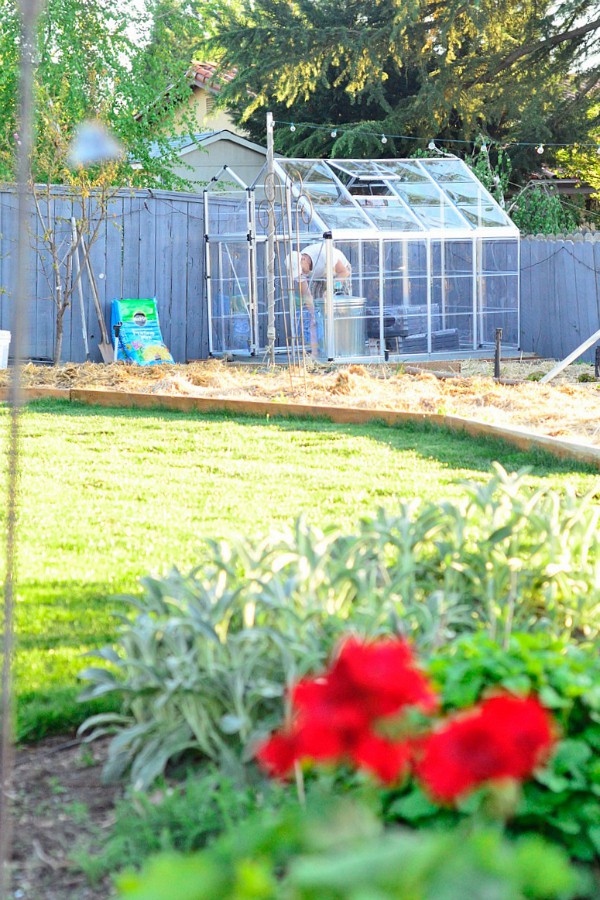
[[79, 465, 600, 788]]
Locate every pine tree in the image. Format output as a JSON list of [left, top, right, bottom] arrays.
[[207, 0, 600, 181]]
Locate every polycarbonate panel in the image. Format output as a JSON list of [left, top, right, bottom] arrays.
[[207, 192, 248, 235], [354, 196, 422, 231], [329, 160, 390, 178], [481, 239, 519, 273], [459, 205, 512, 228], [209, 240, 252, 353], [406, 203, 468, 230], [314, 205, 374, 230], [418, 158, 477, 182], [396, 183, 443, 205], [375, 161, 430, 182]]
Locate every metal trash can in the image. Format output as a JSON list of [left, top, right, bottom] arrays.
[[315, 296, 366, 358]]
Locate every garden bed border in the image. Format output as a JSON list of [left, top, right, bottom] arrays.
[[2, 386, 599, 470]]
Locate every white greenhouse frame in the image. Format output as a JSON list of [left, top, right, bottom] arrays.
[[203, 156, 520, 363]]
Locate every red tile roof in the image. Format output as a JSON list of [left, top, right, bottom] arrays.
[[189, 62, 237, 94]]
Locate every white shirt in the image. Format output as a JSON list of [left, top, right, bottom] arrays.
[[301, 242, 351, 281]]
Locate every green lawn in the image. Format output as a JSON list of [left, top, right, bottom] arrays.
[[1, 398, 597, 739]]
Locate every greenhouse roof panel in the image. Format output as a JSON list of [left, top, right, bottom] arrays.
[[261, 158, 517, 234]]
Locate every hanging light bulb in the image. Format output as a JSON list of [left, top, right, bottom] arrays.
[[428, 140, 436, 151], [481, 140, 488, 153], [536, 143, 544, 154], [381, 134, 388, 144], [290, 124, 296, 132], [331, 129, 337, 138]]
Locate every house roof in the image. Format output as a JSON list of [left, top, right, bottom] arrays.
[[142, 130, 270, 162], [177, 130, 270, 158], [188, 62, 237, 95]]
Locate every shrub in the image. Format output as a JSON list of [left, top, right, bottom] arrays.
[[79, 465, 600, 787], [116, 797, 588, 900], [387, 632, 600, 862]]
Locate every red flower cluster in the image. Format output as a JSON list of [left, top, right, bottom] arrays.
[[414, 694, 556, 802], [256, 636, 437, 784], [256, 636, 557, 800]]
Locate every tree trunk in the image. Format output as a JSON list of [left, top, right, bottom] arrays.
[[54, 309, 64, 365]]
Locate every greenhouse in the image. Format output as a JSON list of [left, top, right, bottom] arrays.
[[203, 156, 520, 363]]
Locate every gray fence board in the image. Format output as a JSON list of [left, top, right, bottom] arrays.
[[520, 235, 600, 363], [2, 185, 600, 366]]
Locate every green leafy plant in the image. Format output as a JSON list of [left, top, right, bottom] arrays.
[[117, 800, 586, 900], [79, 466, 600, 788], [387, 632, 600, 862], [510, 185, 579, 235], [74, 768, 279, 885]]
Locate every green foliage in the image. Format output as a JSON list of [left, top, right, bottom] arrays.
[[12, 399, 591, 743], [116, 798, 585, 899], [0, 0, 201, 189], [75, 768, 277, 884], [509, 186, 580, 235], [386, 633, 600, 862], [78, 464, 600, 787], [207, 0, 600, 182]]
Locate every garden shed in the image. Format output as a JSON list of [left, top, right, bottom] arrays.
[[204, 156, 520, 363]]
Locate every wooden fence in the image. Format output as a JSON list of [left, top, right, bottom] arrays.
[[520, 233, 600, 364], [1, 185, 600, 364], [0, 186, 207, 364]]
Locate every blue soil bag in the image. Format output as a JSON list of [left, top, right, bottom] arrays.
[[111, 298, 174, 365]]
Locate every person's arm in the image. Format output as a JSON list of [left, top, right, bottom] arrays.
[[333, 255, 352, 279], [298, 277, 313, 303]]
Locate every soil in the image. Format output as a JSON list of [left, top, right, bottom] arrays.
[[3, 355, 600, 447], [8, 735, 120, 900]]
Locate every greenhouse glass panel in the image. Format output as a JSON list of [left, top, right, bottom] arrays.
[[418, 158, 478, 182], [204, 155, 519, 363], [459, 205, 512, 228], [405, 202, 469, 230], [354, 196, 423, 231]]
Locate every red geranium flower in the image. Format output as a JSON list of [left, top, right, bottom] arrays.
[[326, 636, 439, 720], [476, 694, 556, 779], [255, 730, 300, 779], [415, 693, 556, 803], [351, 732, 412, 784]]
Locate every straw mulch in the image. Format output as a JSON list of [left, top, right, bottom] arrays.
[[3, 357, 600, 448]]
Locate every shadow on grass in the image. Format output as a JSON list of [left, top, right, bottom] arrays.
[[22, 397, 599, 477]]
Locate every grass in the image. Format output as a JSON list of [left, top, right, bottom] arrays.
[[1, 398, 597, 741]]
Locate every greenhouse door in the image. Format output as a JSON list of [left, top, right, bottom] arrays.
[[204, 187, 259, 358]]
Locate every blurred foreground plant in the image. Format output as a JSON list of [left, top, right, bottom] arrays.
[[117, 636, 589, 900]]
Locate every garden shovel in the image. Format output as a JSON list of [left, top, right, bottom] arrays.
[[79, 231, 114, 363]]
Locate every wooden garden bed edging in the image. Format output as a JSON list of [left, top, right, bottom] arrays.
[[2, 386, 599, 470]]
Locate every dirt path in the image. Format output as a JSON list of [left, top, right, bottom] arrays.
[[9, 736, 120, 900]]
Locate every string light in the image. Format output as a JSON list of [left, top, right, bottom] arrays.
[[273, 119, 600, 153]]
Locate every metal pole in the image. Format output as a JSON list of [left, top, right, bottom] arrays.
[[2, 1, 43, 895], [266, 112, 275, 364]]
